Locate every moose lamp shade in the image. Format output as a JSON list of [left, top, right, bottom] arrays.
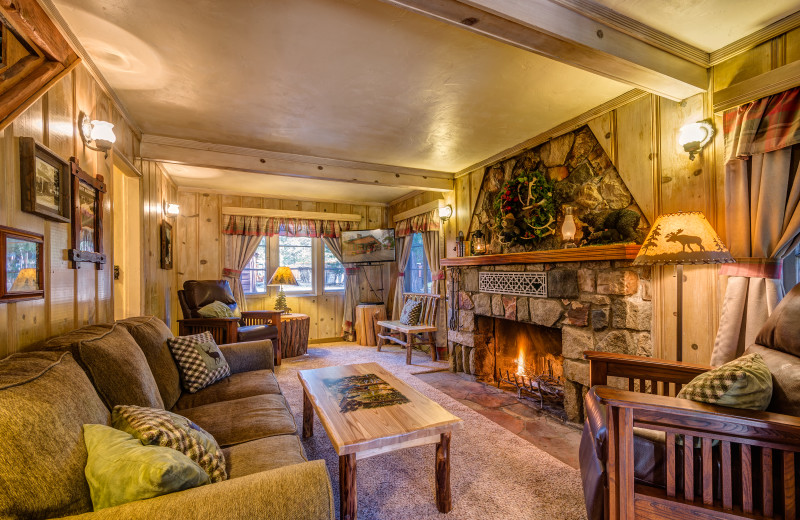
[[634, 211, 733, 362], [633, 211, 734, 266]]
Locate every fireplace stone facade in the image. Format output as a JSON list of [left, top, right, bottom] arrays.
[[446, 260, 652, 423]]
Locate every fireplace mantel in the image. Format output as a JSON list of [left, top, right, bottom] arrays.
[[441, 244, 641, 267]]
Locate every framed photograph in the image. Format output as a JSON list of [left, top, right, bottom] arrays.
[[0, 226, 44, 303], [19, 137, 70, 222], [67, 158, 106, 269], [161, 221, 173, 270]]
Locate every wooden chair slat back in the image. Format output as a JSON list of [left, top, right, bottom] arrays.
[[402, 292, 440, 327]]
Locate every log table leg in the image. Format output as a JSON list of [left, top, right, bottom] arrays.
[[435, 432, 452, 513], [339, 453, 357, 520], [302, 390, 313, 438]]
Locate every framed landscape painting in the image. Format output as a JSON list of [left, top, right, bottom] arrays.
[[19, 137, 70, 222], [0, 226, 44, 303]]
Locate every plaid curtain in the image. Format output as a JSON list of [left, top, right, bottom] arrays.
[[223, 215, 355, 237], [395, 209, 441, 238], [724, 87, 800, 162]]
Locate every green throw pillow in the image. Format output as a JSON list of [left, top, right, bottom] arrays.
[[399, 300, 422, 326], [112, 405, 227, 483], [83, 424, 209, 510], [677, 353, 773, 410], [197, 300, 235, 318]]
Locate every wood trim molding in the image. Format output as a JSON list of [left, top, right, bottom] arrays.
[[709, 10, 800, 66], [455, 88, 649, 178], [391, 200, 442, 223], [221, 206, 363, 222], [550, 0, 709, 67], [713, 60, 800, 113], [440, 244, 641, 266], [177, 186, 388, 207]]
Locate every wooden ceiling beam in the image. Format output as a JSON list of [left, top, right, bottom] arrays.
[[140, 136, 454, 193], [381, 0, 707, 101]]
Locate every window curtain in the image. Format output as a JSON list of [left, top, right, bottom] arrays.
[[391, 236, 414, 319], [222, 235, 263, 312], [710, 88, 800, 366], [321, 236, 359, 341], [421, 230, 443, 293]]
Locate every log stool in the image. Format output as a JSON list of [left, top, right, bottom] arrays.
[[279, 313, 310, 358]]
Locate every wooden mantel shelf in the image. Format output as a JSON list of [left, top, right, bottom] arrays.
[[440, 244, 641, 266]]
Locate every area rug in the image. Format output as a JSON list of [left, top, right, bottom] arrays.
[[275, 342, 588, 520]]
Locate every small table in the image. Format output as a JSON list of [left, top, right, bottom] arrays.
[[298, 362, 462, 520], [355, 304, 386, 346], [280, 313, 310, 358]]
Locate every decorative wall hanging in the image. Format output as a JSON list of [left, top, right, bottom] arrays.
[[0, 226, 44, 302], [493, 170, 556, 246], [68, 158, 106, 269], [478, 272, 547, 297], [19, 137, 70, 222], [161, 221, 173, 270]]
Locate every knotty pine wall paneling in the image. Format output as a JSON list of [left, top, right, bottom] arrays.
[[0, 63, 157, 359], [175, 191, 388, 341]]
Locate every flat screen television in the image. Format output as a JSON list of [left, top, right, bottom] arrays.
[[341, 228, 396, 264]]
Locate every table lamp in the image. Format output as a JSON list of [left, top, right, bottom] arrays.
[[633, 211, 734, 361], [268, 266, 298, 313]]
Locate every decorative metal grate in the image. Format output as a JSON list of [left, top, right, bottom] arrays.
[[478, 272, 547, 297]]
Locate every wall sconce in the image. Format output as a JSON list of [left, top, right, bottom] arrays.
[[678, 119, 715, 160], [470, 229, 486, 255], [439, 204, 453, 222], [164, 202, 180, 216], [561, 206, 577, 248], [78, 112, 116, 158]]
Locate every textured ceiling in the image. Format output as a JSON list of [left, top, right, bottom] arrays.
[[52, 0, 630, 174]]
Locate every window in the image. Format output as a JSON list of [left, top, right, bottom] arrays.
[[241, 237, 267, 294], [279, 236, 313, 293], [324, 244, 345, 291], [403, 233, 431, 293]]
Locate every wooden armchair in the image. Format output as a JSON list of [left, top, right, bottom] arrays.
[[581, 350, 800, 520], [177, 280, 283, 364]]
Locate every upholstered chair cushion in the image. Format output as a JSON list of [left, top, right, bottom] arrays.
[[0, 351, 109, 518], [755, 281, 800, 357], [183, 280, 238, 317], [746, 343, 800, 415], [117, 316, 182, 410], [83, 424, 209, 510]]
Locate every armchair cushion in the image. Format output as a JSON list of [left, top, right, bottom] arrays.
[[238, 324, 277, 343], [183, 280, 238, 318], [676, 352, 772, 410], [168, 332, 231, 393], [755, 281, 800, 357], [746, 344, 800, 415]]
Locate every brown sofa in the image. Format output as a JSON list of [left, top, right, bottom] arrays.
[[0, 316, 333, 520], [579, 283, 800, 520]]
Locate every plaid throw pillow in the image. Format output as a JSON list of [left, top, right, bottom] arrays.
[[112, 405, 227, 483], [677, 353, 773, 410], [167, 332, 230, 393], [399, 300, 422, 325]]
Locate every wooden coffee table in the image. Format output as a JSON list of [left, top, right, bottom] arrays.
[[298, 362, 463, 520]]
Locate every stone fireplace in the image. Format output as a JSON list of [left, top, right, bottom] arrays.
[[445, 250, 652, 423]]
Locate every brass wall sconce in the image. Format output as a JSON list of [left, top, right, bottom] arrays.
[[78, 112, 116, 158], [677, 119, 715, 160]]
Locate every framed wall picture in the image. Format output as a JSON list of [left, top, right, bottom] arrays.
[[0, 226, 44, 303], [19, 137, 70, 222], [161, 221, 173, 270], [67, 158, 106, 269]]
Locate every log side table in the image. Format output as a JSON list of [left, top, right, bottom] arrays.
[[279, 313, 310, 358], [355, 304, 386, 346]]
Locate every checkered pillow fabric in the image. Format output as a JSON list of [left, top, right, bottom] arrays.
[[677, 353, 773, 410], [399, 300, 422, 325], [167, 332, 230, 393], [112, 405, 227, 483]]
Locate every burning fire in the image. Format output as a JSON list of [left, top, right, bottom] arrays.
[[516, 350, 525, 376]]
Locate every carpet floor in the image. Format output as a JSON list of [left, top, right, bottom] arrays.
[[274, 342, 588, 520]]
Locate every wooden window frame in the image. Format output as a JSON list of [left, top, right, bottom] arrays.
[[0, 225, 44, 303]]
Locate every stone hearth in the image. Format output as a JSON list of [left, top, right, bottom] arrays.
[[446, 260, 652, 423]]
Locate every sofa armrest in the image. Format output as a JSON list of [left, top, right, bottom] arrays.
[[63, 460, 333, 520], [219, 339, 274, 373]]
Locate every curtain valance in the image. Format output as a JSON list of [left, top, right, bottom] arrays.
[[223, 215, 355, 238], [724, 87, 800, 162], [395, 209, 440, 237]]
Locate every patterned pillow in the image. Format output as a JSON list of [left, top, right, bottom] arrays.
[[112, 405, 227, 483], [197, 300, 235, 318], [399, 300, 422, 326], [167, 332, 231, 393], [677, 353, 773, 410]]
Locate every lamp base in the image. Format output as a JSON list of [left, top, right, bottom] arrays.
[[274, 287, 291, 314]]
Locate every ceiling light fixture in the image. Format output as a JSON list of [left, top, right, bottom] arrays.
[[78, 112, 116, 158], [677, 119, 715, 160]]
